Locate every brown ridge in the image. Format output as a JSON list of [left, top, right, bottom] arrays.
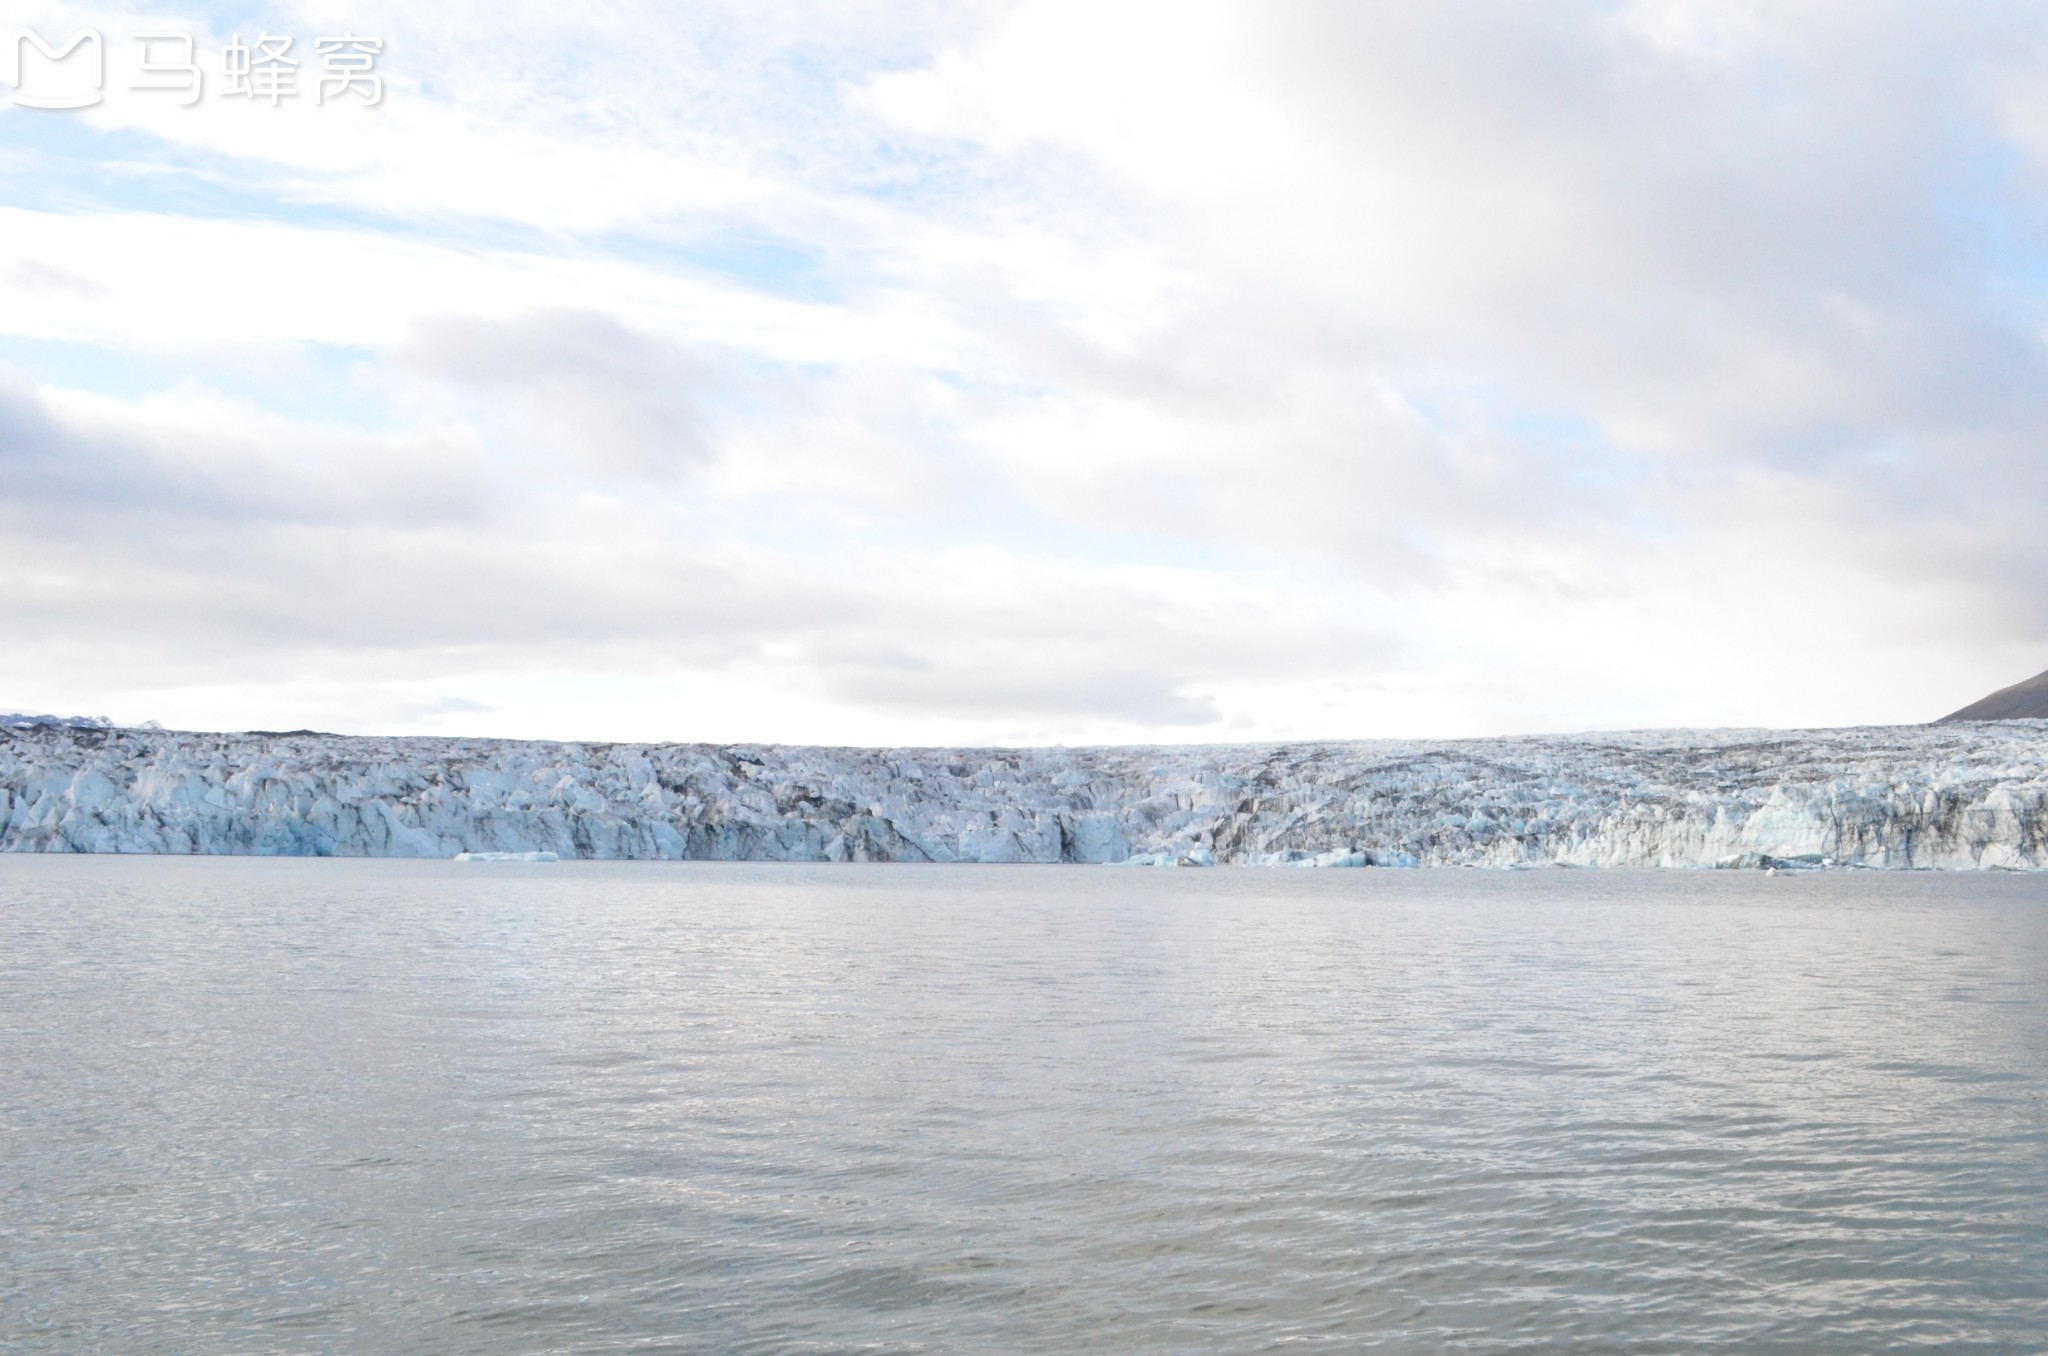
[[1939, 667, 2048, 721]]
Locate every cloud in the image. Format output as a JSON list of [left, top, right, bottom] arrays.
[[0, 354, 1394, 738], [0, 364, 487, 527], [393, 308, 716, 479], [7, 258, 110, 301], [855, 0, 2048, 690], [9, 1, 2048, 738]]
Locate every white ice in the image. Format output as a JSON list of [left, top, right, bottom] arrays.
[[4, 721, 2046, 868]]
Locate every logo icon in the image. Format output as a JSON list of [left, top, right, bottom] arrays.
[[8, 28, 104, 110]]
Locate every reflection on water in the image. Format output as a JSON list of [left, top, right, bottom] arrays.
[[3, 860, 2044, 1352]]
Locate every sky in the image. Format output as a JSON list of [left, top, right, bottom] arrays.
[[4, 0, 2048, 745]]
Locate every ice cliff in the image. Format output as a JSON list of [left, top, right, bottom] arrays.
[[3, 721, 2047, 867]]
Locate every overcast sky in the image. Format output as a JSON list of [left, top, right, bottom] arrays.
[[4, 0, 2046, 743]]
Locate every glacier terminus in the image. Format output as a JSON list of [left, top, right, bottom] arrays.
[[4, 720, 2048, 868]]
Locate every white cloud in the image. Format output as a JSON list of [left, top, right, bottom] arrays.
[[393, 309, 718, 479], [6, 0, 2048, 739]]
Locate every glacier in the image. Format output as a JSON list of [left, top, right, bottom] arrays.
[[3, 721, 2047, 867]]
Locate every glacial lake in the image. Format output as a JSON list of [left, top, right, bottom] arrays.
[[3, 859, 2045, 1353]]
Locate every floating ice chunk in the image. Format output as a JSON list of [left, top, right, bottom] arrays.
[[455, 851, 559, 863], [1291, 849, 1413, 867]]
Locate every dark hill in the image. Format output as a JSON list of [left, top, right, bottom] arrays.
[[1940, 668, 2048, 721]]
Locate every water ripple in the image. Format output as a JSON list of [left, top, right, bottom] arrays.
[[2, 859, 2045, 1352]]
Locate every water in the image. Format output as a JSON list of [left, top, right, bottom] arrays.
[[3, 860, 2045, 1353]]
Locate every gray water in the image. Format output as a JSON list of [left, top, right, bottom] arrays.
[[2, 860, 2044, 1353]]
